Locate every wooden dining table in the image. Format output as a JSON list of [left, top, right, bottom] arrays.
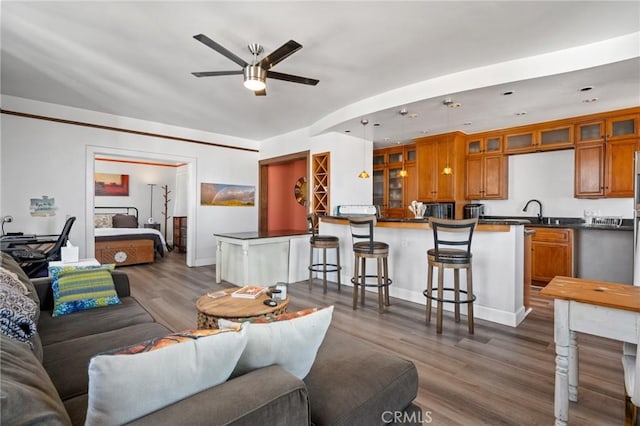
[[540, 276, 640, 425]]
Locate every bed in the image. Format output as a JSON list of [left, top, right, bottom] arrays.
[[94, 207, 166, 266]]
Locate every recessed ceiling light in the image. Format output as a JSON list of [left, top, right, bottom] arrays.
[[345, 130, 351, 133], [502, 91, 514, 96], [463, 122, 472, 126], [579, 86, 594, 92], [408, 113, 418, 119], [383, 137, 390, 141], [582, 97, 599, 103], [420, 130, 429, 134], [374, 123, 381, 126], [515, 111, 527, 116]]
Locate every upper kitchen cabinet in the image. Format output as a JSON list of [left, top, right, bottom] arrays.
[[575, 112, 639, 143], [372, 144, 416, 218], [415, 132, 466, 217], [465, 133, 507, 200], [466, 134, 502, 156], [504, 124, 573, 154], [574, 111, 639, 198], [466, 154, 508, 200]]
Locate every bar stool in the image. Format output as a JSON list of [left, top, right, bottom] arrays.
[[424, 217, 477, 334], [307, 214, 341, 293], [349, 216, 391, 312]]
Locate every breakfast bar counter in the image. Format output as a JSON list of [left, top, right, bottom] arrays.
[[319, 216, 528, 326]]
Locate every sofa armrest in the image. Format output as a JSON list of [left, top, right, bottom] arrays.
[[128, 365, 310, 426], [32, 271, 131, 310]]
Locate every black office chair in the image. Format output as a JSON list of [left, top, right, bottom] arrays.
[[12, 216, 76, 278]]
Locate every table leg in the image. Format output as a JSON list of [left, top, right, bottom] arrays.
[[216, 240, 222, 283], [569, 331, 578, 402], [554, 300, 570, 426]]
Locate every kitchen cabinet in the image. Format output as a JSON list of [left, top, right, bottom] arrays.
[[465, 133, 507, 200], [466, 154, 508, 200], [415, 132, 466, 218], [504, 125, 573, 154], [526, 227, 574, 286], [575, 112, 639, 198], [466, 134, 502, 156], [173, 216, 187, 253], [372, 144, 415, 218]]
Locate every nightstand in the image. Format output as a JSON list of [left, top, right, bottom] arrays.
[[144, 223, 161, 231]]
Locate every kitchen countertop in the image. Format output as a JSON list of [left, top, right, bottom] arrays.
[[481, 216, 633, 231], [324, 215, 633, 231]]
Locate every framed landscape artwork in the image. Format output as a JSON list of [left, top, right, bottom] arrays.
[[95, 173, 130, 196], [201, 183, 255, 206]]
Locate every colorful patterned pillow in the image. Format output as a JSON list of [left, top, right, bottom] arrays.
[[219, 305, 333, 379], [86, 325, 248, 425], [49, 264, 120, 317], [0, 286, 37, 343], [93, 214, 112, 228]]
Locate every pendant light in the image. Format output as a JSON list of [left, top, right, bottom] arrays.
[[398, 108, 409, 177], [441, 98, 458, 175], [357, 118, 370, 179]]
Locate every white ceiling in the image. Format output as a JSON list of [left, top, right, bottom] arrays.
[[2, 1, 639, 149]]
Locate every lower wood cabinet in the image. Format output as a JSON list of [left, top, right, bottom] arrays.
[[526, 227, 574, 286]]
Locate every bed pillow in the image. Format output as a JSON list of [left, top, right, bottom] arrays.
[[219, 305, 333, 379], [93, 214, 112, 228], [86, 326, 248, 425], [49, 264, 120, 317], [112, 214, 138, 228]]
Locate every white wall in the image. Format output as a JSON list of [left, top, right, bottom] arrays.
[[1, 96, 259, 266], [480, 149, 634, 219]]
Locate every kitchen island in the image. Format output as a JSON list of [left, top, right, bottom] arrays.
[[319, 216, 529, 327], [215, 230, 310, 286]]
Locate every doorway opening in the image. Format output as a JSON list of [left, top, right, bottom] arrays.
[[85, 146, 197, 266], [259, 151, 309, 233]]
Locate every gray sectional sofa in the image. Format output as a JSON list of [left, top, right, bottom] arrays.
[[1, 252, 419, 425]]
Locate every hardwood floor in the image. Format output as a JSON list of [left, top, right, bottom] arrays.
[[124, 251, 625, 425]]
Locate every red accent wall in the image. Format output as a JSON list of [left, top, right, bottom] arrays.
[[267, 159, 307, 231]]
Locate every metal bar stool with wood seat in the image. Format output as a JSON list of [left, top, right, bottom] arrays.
[[349, 215, 391, 312], [424, 217, 478, 334], [307, 214, 341, 293]]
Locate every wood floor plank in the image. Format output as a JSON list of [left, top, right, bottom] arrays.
[[121, 252, 626, 424]]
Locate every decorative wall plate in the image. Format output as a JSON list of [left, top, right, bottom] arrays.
[[294, 177, 307, 206]]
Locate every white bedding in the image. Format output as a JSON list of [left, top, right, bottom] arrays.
[[94, 227, 167, 247]]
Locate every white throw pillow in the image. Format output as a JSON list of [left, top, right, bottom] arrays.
[[219, 305, 333, 379], [85, 326, 248, 425]]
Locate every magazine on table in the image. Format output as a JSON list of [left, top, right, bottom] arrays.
[[231, 285, 267, 299]]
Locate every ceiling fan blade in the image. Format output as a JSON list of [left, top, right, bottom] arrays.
[[260, 40, 302, 70], [192, 70, 243, 77], [193, 34, 248, 68], [254, 89, 267, 96], [267, 70, 319, 86]]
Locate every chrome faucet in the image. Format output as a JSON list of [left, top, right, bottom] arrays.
[[522, 199, 543, 223]]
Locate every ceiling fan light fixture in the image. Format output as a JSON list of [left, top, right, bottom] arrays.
[[243, 65, 266, 91]]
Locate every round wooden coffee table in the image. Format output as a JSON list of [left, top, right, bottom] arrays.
[[196, 288, 290, 329]]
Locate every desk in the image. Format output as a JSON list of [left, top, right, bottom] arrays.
[[214, 230, 309, 286], [0, 235, 58, 253], [540, 276, 640, 425]]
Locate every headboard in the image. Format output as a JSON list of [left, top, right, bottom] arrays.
[[94, 206, 139, 228]]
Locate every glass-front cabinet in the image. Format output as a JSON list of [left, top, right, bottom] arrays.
[[372, 144, 416, 218]]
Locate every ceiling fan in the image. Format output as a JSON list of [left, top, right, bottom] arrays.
[[191, 34, 319, 96]]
